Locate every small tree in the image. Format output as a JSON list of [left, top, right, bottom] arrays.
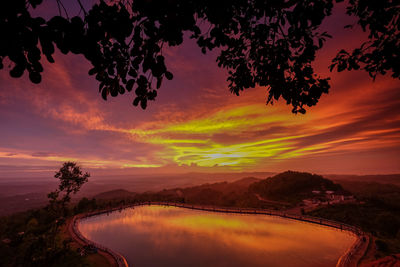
[[48, 162, 90, 217], [14, 162, 91, 266], [47, 162, 89, 251]]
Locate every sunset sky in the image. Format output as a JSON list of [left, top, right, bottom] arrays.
[[0, 2, 399, 178]]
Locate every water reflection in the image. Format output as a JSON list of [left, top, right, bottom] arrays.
[[78, 205, 356, 267]]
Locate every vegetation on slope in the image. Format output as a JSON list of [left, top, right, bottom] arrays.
[[249, 171, 343, 204], [129, 177, 266, 208], [0, 162, 92, 267], [308, 181, 400, 260], [0, 209, 88, 267]]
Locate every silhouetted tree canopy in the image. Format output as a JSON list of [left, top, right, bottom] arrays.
[[54, 161, 89, 195], [1, 0, 399, 113], [48, 161, 90, 217]]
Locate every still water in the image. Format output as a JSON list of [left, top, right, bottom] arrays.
[[78, 205, 356, 267]]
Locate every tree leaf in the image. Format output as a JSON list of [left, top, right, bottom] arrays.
[[126, 79, 135, 91], [165, 71, 173, 80]]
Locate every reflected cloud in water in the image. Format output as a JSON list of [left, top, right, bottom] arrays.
[[79, 206, 356, 267]]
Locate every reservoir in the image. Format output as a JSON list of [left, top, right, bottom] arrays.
[[78, 205, 356, 267]]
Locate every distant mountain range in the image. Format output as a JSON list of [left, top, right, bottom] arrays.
[[94, 189, 137, 200], [1, 171, 399, 216], [93, 171, 347, 208]]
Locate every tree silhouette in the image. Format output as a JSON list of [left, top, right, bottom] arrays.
[[48, 161, 90, 218], [1, 0, 398, 113]]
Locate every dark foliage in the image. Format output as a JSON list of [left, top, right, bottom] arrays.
[[0, 162, 90, 267], [308, 181, 400, 256], [330, 0, 400, 79], [73, 197, 98, 214], [1, 0, 398, 113], [48, 162, 90, 218], [249, 171, 343, 203], [0, 209, 89, 266]]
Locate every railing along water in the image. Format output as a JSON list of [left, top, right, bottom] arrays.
[[72, 212, 128, 267], [73, 201, 367, 267]]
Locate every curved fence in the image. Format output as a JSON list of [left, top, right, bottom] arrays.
[[72, 214, 128, 267], [74, 201, 367, 267], [336, 234, 368, 267]]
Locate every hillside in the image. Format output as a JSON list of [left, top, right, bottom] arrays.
[[93, 189, 137, 200], [181, 177, 260, 195], [136, 177, 262, 207], [230, 177, 261, 188], [94, 172, 348, 208], [336, 180, 400, 198], [249, 171, 343, 204], [0, 192, 49, 216]]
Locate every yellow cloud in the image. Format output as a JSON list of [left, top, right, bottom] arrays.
[[122, 104, 309, 168]]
